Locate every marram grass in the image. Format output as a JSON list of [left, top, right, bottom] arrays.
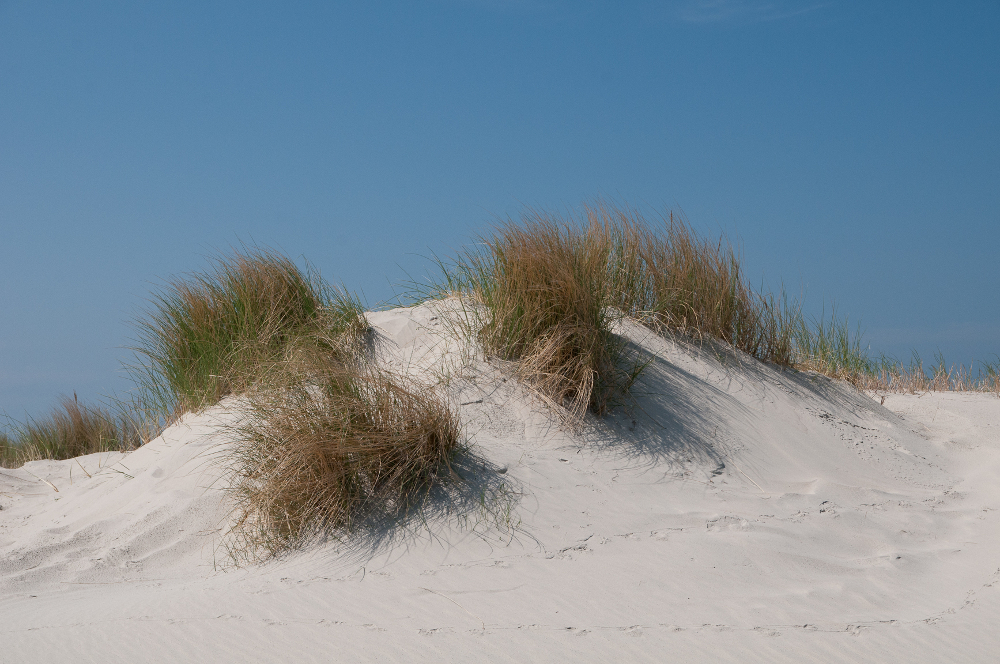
[[421, 203, 796, 423], [127, 246, 368, 420], [123, 247, 460, 557], [224, 336, 461, 560], [4, 205, 995, 558], [0, 394, 142, 468], [418, 201, 998, 412]]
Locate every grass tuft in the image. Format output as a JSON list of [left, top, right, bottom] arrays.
[[0, 394, 142, 468], [789, 307, 1000, 394], [432, 209, 643, 420], [128, 246, 368, 420], [421, 202, 793, 421], [121, 247, 460, 559], [592, 202, 793, 365], [224, 336, 461, 559], [417, 200, 998, 403], [788, 305, 875, 383]]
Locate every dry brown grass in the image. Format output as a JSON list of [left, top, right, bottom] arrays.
[[859, 354, 1000, 395], [438, 211, 643, 421], [476, 214, 630, 419], [122, 247, 465, 559], [437, 202, 995, 402], [224, 336, 461, 559], [427, 202, 792, 423], [0, 395, 142, 468], [592, 202, 793, 365]]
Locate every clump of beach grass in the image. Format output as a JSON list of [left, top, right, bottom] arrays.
[[593, 202, 794, 366], [421, 202, 794, 422], [788, 306, 877, 384], [418, 200, 1000, 409], [124, 247, 460, 559], [0, 394, 142, 468], [429, 210, 644, 421], [128, 246, 368, 420], [224, 335, 461, 560]]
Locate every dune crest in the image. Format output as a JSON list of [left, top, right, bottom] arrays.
[[2, 303, 999, 662]]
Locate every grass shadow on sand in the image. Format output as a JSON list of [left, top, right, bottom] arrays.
[[578, 336, 746, 475], [582, 328, 908, 479]]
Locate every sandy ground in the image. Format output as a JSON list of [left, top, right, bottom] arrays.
[[1, 304, 998, 663]]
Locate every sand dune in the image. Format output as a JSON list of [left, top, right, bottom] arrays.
[[2, 303, 998, 662]]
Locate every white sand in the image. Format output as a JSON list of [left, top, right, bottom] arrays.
[[2, 304, 998, 662]]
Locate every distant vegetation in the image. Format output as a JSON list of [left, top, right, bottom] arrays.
[[1, 395, 142, 468]]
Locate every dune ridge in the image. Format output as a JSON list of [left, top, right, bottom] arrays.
[[2, 302, 999, 661]]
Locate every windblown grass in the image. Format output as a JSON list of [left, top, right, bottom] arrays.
[[861, 353, 1000, 394], [789, 308, 1000, 394], [225, 336, 461, 559], [596, 202, 794, 365], [788, 306, 876, 383], [122, 247, 461, 559], [128, 246, 368, 420], [419, 200, 997, 405], [0, 431, 17, 467], [421, 203, 793, 421], [429, 210, 645, 420], [0, 395, 142, 468]]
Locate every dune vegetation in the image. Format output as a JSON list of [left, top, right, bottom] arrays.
[[225, 336, 461, 558], [125, 247, 460, 555], [421, 202, 999, 424], [127, 247, 370, 419], [424, 204, 794, 424], [2, 204, 997, 548], [2, 248, 461, 557], [0, 394, 142, 469]]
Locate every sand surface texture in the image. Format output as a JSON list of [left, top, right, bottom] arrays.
[[2, 304, 998, 662]]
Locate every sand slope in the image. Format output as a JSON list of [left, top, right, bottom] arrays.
[[2, 304, 999, 663]]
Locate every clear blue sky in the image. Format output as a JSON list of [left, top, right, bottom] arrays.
[[1, 0, 997, 425]]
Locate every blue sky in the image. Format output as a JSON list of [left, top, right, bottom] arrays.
[[1, 0, 997, 424]]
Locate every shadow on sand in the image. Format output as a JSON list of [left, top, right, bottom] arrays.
[[243, 329, 890, 572]]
